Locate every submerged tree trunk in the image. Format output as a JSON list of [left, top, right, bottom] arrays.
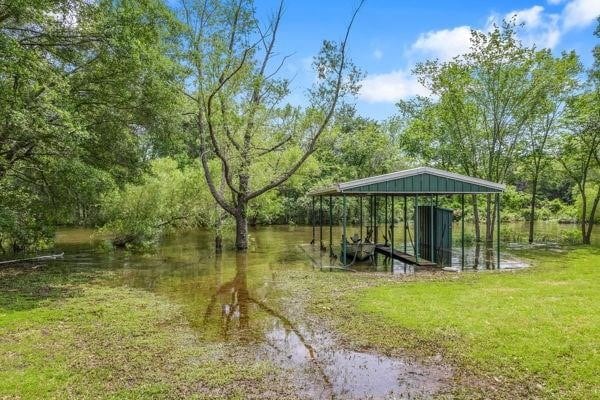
[[235, 205, 249, 250], [583, 186, 600, 245], [472, 194, 481, 242], [528, 172, 539, 244], [215, 233, 223, 251], [485, 194, 494, 247]]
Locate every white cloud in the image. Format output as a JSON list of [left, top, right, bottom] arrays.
[[359, 69, 429, 103], [357, 0, 597, 105], [411, 26, 472, 61], [562, 0, 600, 29], [504, 5, 562, 48], [507, 5, 545, 27]]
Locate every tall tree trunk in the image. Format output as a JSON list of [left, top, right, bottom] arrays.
[[485, 193, 494, 247], [528, 172, 539, 244], [581, 192, 588, 244], [484, 194, 495, 269], [235, 203, 249, 250], [472, 194, 481, 242], [583, 186, 600, 245]]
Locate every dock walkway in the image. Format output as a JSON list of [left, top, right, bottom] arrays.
[[374, 245, 437, 266]]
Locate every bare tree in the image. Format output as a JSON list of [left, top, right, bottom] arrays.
[[179, 0, 363, 249]]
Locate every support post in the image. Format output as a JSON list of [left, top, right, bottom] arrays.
[[384, 195, 388, 245], [391, 196, 395, 272], [319, 196, 323, 249], [328, 196, 333, 257], [430, 195, 434, 263], [360, 196, 363, 240], [374, 196, 378, 245], [370, 195, 373, 236], [342, 194, 347, 264], [311, 197, 315, 245], [415, 194, 419, 263], [461, 194, 465, 270], [496, 192, 501, 269], [404, 195, 407, 253]]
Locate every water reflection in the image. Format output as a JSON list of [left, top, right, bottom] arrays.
[[203, 253, 251, 339], [52, 226, 453, 398]]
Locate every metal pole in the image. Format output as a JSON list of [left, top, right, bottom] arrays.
[[384, 195, 388, 245], [404, 195, 407, 253], [329, 196, 333, 257], [461, 194, 465, 270], [370, 195, 373, 235], [319, 196, 323, 249], [342, 194, 347, 264], [360, 196, 363, 239], [415, 194, 419, 263], [391, 195, 395, 272], [496, 192, 501, 269], [430, 195, 434, 263], [311, 197, 315, 244], [374, 196, 378, 245]]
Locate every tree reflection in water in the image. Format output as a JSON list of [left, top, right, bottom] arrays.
[[201, 252, 333, 395]]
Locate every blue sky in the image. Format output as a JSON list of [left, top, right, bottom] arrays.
[[255, 0, 600, 120]]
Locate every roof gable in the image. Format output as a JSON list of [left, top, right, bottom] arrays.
[[309, 167, 505, 196]]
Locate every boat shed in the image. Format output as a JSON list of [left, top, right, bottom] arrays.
[[308, 167, 505, 269]]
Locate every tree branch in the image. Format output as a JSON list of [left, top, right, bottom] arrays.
[[246, 0, 364, 201]]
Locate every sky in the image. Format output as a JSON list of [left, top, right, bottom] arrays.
[[255, 0, 600, 120]]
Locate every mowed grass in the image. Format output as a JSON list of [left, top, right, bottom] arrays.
[[0, 265, 275, 399], [354, 248, 600, 398]]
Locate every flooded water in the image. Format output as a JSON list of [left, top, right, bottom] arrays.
[[50, 226, 454, 399]]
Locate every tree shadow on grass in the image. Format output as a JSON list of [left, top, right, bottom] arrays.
[[0, 261, 104, 312]]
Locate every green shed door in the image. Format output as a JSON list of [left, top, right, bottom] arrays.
[[417, 206, 453, 266]]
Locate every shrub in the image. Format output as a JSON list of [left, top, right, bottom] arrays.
[[99, 158, 213, 248], [559, 228, 581, 245]]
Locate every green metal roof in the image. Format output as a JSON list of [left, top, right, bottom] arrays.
[[309, 167, 505, 196]]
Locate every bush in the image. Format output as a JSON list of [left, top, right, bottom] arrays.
[[0, 182, 54, 253], [559, 228, 581, 245], [500, 226, 525, 243], [99, 158, 213, 248]]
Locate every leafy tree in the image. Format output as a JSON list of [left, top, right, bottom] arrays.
[[522, 51, 580, 243], [556, 17, 600, 245], [0, 0, 183, 250], [178, 0, 363, 250], [402, 21, 563, 246]]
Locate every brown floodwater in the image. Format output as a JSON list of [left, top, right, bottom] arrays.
[[50, 226, 458, 399]]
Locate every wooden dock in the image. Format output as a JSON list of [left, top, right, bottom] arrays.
[[374, 245, 437, 266]]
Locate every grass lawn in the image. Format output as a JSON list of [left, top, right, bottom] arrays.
[[1, 247, 598, 399], [0, 265, 281, 399], [347, 248, 599, 398]]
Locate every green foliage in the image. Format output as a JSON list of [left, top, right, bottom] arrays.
[[0, 0, 184, 252], [99, 158, 211, 248], [574, 184, 600, 223], [0, 182, 53, 253], [559, 228, 582, 245]]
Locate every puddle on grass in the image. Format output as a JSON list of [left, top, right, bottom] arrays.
[[260, 321, 451, 399], [50, 226, 452, 399]]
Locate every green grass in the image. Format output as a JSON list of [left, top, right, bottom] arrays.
[[352, 248, 600, 399], [0, 265, 276, 399], [3, 247, 599, 399]]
